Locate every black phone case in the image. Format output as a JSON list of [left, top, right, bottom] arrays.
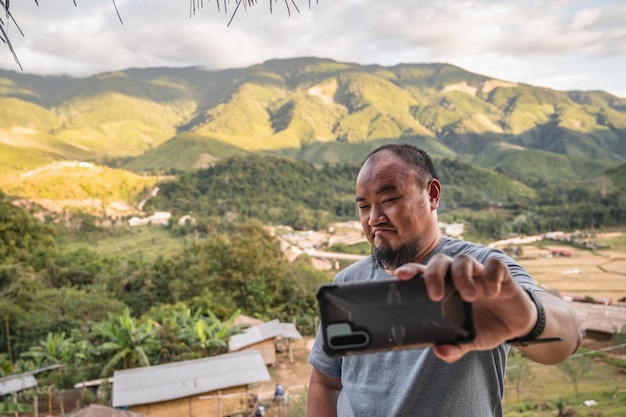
[[316, 274, 476, 357]]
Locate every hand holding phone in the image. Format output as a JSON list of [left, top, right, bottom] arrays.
[[316, 272, 476, 357]]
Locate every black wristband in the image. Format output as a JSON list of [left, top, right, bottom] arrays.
[[507, 288, 561, 346]]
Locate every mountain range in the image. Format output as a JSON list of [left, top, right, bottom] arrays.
[[1, 57, 625, 213]]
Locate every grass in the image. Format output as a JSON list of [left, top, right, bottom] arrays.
[[58, 225, 198, 261], [0, 161, 163, 221], [597, 230, 626, 253], [503, 343, 626, 416], [490, 228, 626, 302], [123, 133, 250, 172]]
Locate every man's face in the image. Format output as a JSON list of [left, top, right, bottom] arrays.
[[356, 151, 439, 268]]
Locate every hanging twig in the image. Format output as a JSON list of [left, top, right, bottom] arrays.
[[190, 0, 315, 25], [112, 0, 123, 25], [226, 0, 242, 27], [0, 0, 23, 70], [288, 0, 300, 16]]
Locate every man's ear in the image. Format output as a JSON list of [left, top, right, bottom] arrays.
[[428, 179, 441, 209]]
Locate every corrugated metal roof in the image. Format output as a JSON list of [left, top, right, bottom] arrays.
[[570, 301, 626, 334], [0, 364, 62, 396], [0, 375, 37, 396], [112, 349, 270, 408], [228, 319, 303, 351], [280, 323, 303, 340], [229, 319, 283, 351]]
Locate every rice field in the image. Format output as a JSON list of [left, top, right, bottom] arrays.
[[517, 242, 626, 303]]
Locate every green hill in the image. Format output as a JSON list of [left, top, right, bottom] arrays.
[[146, 153, 537, 228], [124, 133, 250, 171], [471, 146, 613, 184], [0, 57, 624, 225], [0, 161, 158, 216], [1, 58, 624, 176]]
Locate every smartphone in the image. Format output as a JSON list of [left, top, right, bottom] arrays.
[[316, 273, 476, 357]]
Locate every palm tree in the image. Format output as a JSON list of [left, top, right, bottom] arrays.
[[155, 305, 246, 358], [194, 308, 245, 356], [1, 0, 319, 67], [191, 0, 318, 26], [20, 332, 72, 367], [93, 307, 158, 377]]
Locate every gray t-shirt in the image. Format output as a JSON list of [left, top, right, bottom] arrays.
[[308, 237, 538, 417]]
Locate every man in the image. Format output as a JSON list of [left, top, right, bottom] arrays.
[[307, 144, 581, 417]]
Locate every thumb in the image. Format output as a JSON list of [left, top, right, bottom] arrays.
[[433, 344, 468, 363]]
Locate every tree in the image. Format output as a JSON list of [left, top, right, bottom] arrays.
[[141, 220, 290, 318], [0, 264, 30, 363], [193, 308, 244, 356], [20, 332, 71, 367], [17, 286, 126, 354], [93, 308, 158, 377], [148, 304, 246, 361], [0, 191, 55, 262], [505, 351, 535, 402], [20, 332, 74, 388], [557, 354, 592, 396]]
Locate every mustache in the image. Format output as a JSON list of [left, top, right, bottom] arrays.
[[370, 225, 396, 239]]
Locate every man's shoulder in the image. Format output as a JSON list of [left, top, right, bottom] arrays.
[[334, 256, 388, 283], [437, 237, 493, 260]]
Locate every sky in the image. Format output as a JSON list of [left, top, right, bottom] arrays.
[[2, 0, 625, 98]]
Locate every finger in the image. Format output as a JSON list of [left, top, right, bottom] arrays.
[[449, 254, 484, 302], [481, 257, 507, 298], [393, 263, 427, 281], [422, 254, 452, 301], [433, 344, 467, 363]]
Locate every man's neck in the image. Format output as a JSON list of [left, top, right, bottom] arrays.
[[414, 233, 444, 264]]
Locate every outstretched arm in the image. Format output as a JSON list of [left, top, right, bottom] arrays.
[[308, 368, 342, 417], [393, 254, 582, 364], [513, 291, 581, 364]]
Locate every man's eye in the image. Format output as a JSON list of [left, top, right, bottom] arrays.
[[383, 197, 398, 204], [358, 205, 369, 210]]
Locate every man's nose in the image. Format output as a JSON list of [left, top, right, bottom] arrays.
[[368, 204, 387, 226]]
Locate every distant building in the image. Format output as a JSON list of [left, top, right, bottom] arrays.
[[112, 350, 270, 417], [550, 248, 573, 257], [0, 364, 62, 397], [439, 222, 465, 237], [228, 319, 303, 366], [544, 231, 566, 240], [570, 302, 626, 340], [128, 211, 171, 226]]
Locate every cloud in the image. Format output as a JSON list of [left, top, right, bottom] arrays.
[[1, 0, 624, 97]]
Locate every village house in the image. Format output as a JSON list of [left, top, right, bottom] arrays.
[[228, 319, 303, 366], [127, 211, 171, 227], [0, 364, 62, 415], [569, 301, 626, 341], [112, 350, 270, 417]]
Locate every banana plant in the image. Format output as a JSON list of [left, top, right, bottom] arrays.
[[93, 308, 158, 377]]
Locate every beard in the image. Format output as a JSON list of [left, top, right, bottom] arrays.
[[371, 236, 424, 270]]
